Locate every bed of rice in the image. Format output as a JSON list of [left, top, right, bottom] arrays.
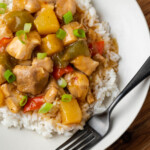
[[0, 0, 120, 138]]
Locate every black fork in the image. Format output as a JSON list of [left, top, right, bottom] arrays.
[[56, 56, 150, 150]]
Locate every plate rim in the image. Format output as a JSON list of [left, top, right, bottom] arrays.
[[104, 0, 150, 148], [0, 1, 150, 150]]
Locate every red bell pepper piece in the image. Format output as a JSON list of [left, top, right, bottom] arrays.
[[89, 41, 104, 56], [53, 65, 74, 80], [0, 37, 12, 52], [23, 96, 45, 113], [94, 41, 104, 55]]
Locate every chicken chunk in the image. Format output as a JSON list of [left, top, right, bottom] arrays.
[[1, 83, 23, 99], [6, 31, 41, 60], [56, 0, 76, 19], [13, 65, 49, 95], [87, 89, 95, 104], [25, 0, 41, 13], [0, 87, 4, 106], [45, 77, 65, 95], [0, 65, 6, 84], [5, 97, 21, 113], [62, 22, 80, 46], [87, 29, 101, 43], [1, 83, 24, 113], [13, 0, 41, 13], [0, 24, 13, 40], [93, 53, 106, 64], [13, 0, 25, 11], [64, 71, 89, 101], [42, 104, 59, 118], [71, 56, 99, 76], [1, 83, 15, 97], [39, 0, 56, 3], [18, 60, 32, 66], [32, 57, 53, 73], [44, 87, 58, 103], [46, 77, 58, 90], [48, 105, 59, 118]]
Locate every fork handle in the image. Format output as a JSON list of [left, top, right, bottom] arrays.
[[108, 56, 150, 114]]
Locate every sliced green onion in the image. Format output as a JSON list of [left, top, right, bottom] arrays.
[[16, 30, 27, 44], [57, 78, 67, 88], [56, 29, 66, 40], [0, 3, 7, 14], [20, 96, 28, 107], [73, 29, 86, 38], [24, 23, 32, 33], [61, 94, 72, 102], [4, 70, 16, 83], [16, 23, 32, 44], [37, 53, 47, 59], [38, 103, 53, 113], [63, 11, 73, 24]]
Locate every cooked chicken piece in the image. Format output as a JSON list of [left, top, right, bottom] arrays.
[[5, 97, 21, 113], [35, 3, 54, 17], [25, 0, 41, 13], [13, 0, 41, 13], [13, 0, 26, 11], [0, 65, 6, 84], [48, 105, 59, 118], [93, 53, 106, 64], [1, 83, 24, 98], [87, 29, 101, 43], [41, 105, 59, 119], [44, 87, 58, 103], [0, 87, 4, 106], [0, 24, 13, 40], [87, 89, 95, 104], [62, 22, 80, 46], [46, 77, 65, 95], [1, 83, 24, 113], [71, 56, 99, 76], [39, 0, 56, 3], [46, 77, 58, 90], [6, 31, 41, 60], [1, 83, 15, 97], [56, 0, 76, 19], [64, 71, 89, 101], [32, 57, 53, 73], [18, 60, 32, 66], [13, 65, 49, 95]]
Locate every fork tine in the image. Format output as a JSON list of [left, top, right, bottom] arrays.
[[56, 125, 89, 150], [64, 130, 92, 150], [81, 135, 102, 150], [72, 134, 95, 150]]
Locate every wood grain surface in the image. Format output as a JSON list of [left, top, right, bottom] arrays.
[[107, 0, 150, 149]]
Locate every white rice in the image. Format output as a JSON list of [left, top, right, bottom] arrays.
[[0, 0, 120, 137]]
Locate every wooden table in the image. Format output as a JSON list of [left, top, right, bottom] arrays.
[[107, 0, 150, 149]]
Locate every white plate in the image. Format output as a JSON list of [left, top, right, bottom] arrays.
[[0, 0, 150, 150]]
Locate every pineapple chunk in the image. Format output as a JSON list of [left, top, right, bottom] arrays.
[[41, 34, 63, 56], [34, 7, 60, 35], [60, 99, 82, 125], [0, 87, 4, 106], [62, 22, 80, 46]]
